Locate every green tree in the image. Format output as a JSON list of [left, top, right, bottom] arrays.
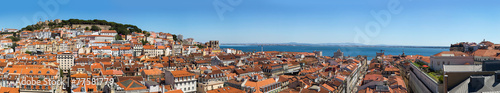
[[59, 69, 63, 76], [196, 45, 205, 49], [9, 43, 18, 52], [145, 32, 151, 37], [85, 27, 90, 30], [140, 39, 149, 45], [21, 19, 145, 35], [90, 25, 101, 31], [7, 36, 20, 42], [22, 25, 34, 31], [172, 35, 178, 41], [115, 34, 123, 40], [25, 51, 32, 55], [142, 31, 151, 37]]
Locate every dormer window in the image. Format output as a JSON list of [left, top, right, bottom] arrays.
[[13, 70, 17, 73], [38, 71, 41, 74], [5, 70, 9, 73], [46, 71, 50, 74], [29, 71, 33, 73]]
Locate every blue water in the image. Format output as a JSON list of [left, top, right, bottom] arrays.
[[220, 45, 448, 57]]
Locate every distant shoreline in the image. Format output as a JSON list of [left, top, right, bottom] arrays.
[[220, 43, 450, 49]]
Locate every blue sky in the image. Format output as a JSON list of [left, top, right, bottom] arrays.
[[1, 0, 499, 46]]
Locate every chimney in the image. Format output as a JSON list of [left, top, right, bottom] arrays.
[[495, 72, 500, 82], [468, 76, 485, 92], [308, 85, 321, 92]]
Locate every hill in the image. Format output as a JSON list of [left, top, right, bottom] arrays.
[[20, 19, 144, 35]]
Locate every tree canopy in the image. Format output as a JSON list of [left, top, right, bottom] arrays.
[[172, 35, 178, 41], [90, 25, 101, 31], [21, 19, 144, 35], [115, 34, 123, 40], [140, 39, 149, 45], [7, 36, 20, 42]]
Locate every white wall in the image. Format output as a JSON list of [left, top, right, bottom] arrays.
[[430, 56, 474, 71]]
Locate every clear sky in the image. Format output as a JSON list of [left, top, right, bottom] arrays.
[[1, 0, 499, 46]]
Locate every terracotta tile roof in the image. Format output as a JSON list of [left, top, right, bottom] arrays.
[[164, 85, 172, 91], [11, 65, 44, 68], [164, 89, 183, 93], [280, 89, 299, 93], [170, 70, 195, 77], [0, 87, 20, 93], [157, 45, 166, 49], [322, 84, 336, 91], [141, 68, 162, 75], [384, 67, 399, 72], [120, 47, 132, 50], [152, 63, 164, 68], [195, 59, 211, 64], [117, 76, 144, 82], [335, 75, 346, 82], [300, 85, 330, 93], [244, 78, 277, 92], [100, 30, 117, 33], [71, 65, 91, 72], [92, 46, 112, 50], [93, 41, 111, 43], [102, 70, 124, 75], [433, 51, 469, 56], [117, 79, 147, 91], [363, 74, 384, 82], [71, 73, 90, 78], [206, 86, 244, 93], [2, 67, 57, 76], [143, 45, 156, 49], [91, 63, 103, 70], [473, 49, 500, 57], [418, 56, 431, 64], [72, 84, 98, 92], [111, 44, 122, 46]]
